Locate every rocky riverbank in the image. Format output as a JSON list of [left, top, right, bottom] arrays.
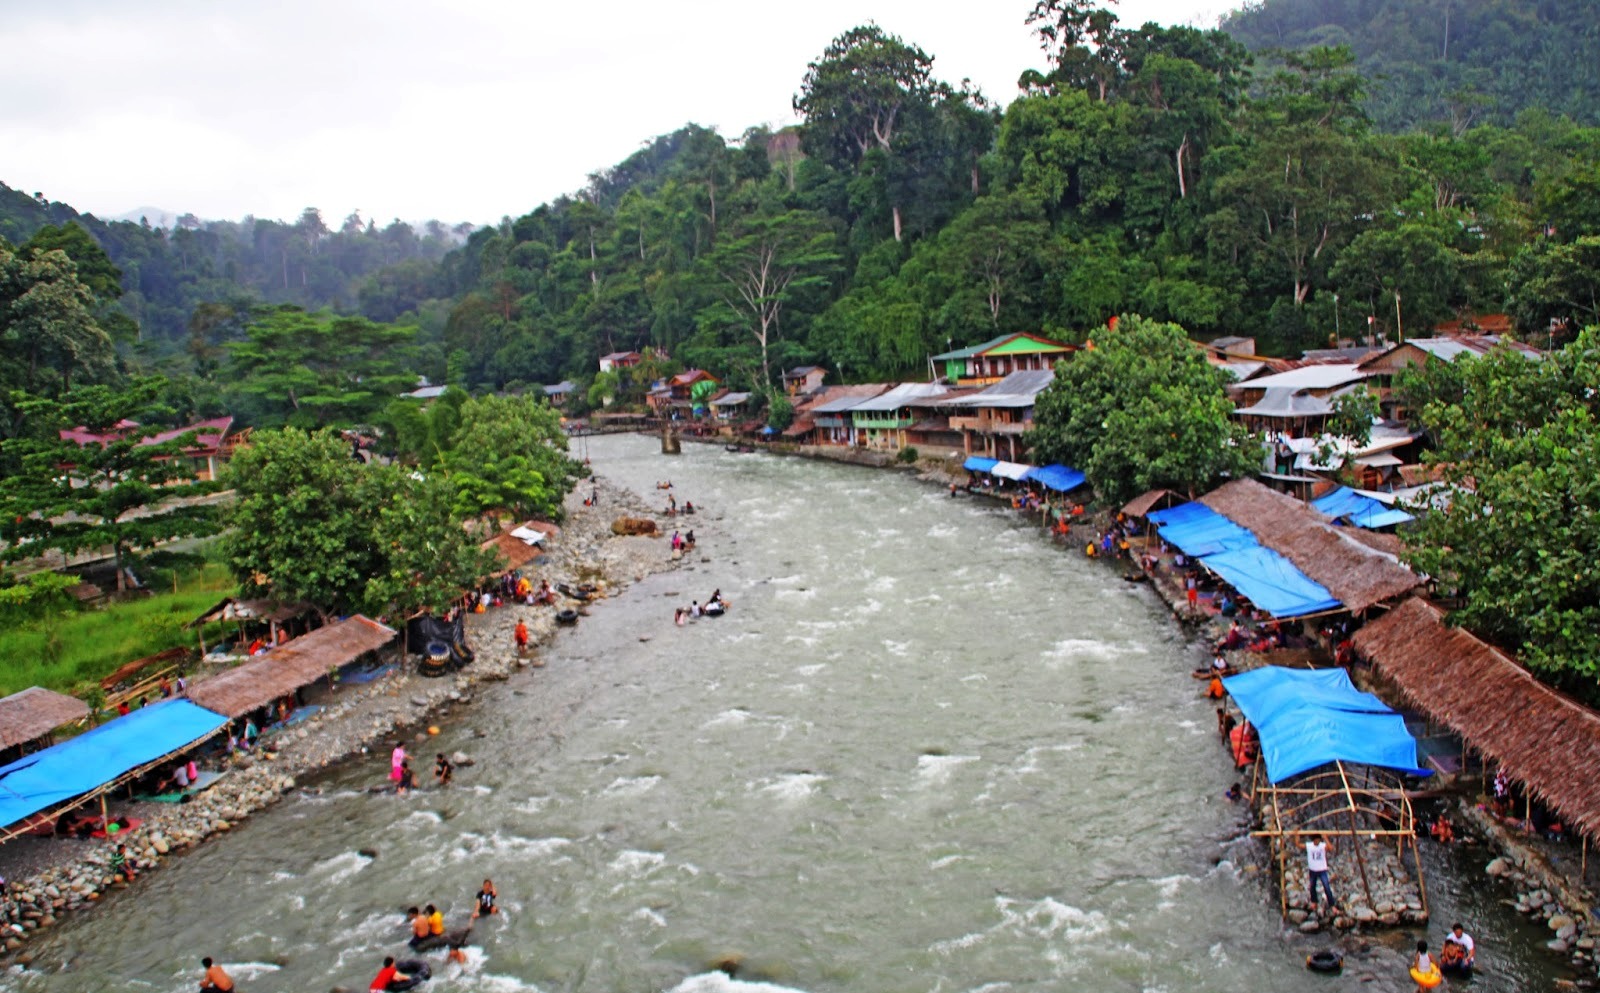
[[0, 474, 693, 960]]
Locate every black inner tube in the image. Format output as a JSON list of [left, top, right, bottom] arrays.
[[556, 609, 579, 624], [1306, 950, 1343, 973], [388, 959, 432, 990]]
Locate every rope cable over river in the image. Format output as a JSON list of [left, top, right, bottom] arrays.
[[0, 435, 1566, 992]]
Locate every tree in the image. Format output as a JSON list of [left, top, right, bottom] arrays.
[[442, 393, 580, 526], [221, 428, 381, 619], [362, 467, 496, 621], [1209, 48, 1394, 311], [702, 211, 841, 387], [1026, 315, 1258, 504], [1401, 328, 1600, 691], [0, 243, 114, 397], [0, 381, 224, 590], [225, 306, 419, 427]]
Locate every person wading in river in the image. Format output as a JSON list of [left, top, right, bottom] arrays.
[[198, 956, 234, 992]]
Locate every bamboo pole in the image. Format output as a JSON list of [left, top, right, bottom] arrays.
[[1339, 762, 1375, 910]]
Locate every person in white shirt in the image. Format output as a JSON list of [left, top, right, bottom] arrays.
[[1443, 922, 1476, 968], [1305, 833, 1337, 915]]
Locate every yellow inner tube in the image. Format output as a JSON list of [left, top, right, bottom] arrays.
[[1410, 964, 1442, 988]]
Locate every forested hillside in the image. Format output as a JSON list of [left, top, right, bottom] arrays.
[[0, 182, 465, 344], [5, 3, 1600, 413], [1222, 0, 1600, 131]]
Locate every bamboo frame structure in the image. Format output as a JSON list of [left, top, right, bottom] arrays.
[[1251, 760, 1428, 920]]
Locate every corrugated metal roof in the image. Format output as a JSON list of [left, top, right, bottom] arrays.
[[943, 369, 1055, 408], [849, 383, 948, 412], [1235, 364, 1369, 391], [1235, 388, 1333, 418]]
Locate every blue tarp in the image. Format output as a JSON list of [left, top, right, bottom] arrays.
[[1147, 502, 1258, 558], [1203, 545, 1342, 618], [1026, 464, 1087, 492], [1312, 487, 1415, 530], [1223, 667, 1429, 783], [963, 456, 998, 473], [0, 700, 227, 829]]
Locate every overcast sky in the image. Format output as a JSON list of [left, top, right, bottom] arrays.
[[2, 0, 1234, 226]]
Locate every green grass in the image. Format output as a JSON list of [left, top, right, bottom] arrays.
[[0, 561, 237, 698]]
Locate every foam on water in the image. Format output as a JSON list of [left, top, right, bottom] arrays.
[[309, 850, 371, 886], [631, 906, 668, 928], [882, 639, 910, 656], [915, 754, 980, 786], [702, 708, 750, 729], [794, 663, 826, 676], [609, 849, 666, 876], [600, 775, 662, 798], [755, 772, 828, 802], [1041, 637, 1139, 662], [666, 972, 813, 993], [446, 832, 572, 863]]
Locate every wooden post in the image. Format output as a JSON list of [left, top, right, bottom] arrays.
[[1338, 762, 1375, 910]]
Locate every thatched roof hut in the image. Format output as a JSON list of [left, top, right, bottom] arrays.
[[1354, 598, 1600, 837], [0, 688, 89, 750], [1201, 479, 1420, 612], [1121, 489, 1181, 519], [480, 521, 559, 575], [188, 616, 395, 719]]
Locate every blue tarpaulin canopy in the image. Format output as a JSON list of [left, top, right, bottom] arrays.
[[963, 456, 998, 473], [1026, 464, 1087, 492], [1224, 667, 1429, 782], [1203, 545, 1341, 618], [1147, 502, 1257, 558], [0, 700, 227, 830], [1312, 487, 1415, 529]]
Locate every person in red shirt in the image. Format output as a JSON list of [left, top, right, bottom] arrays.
[[369, 955, 411, 991]]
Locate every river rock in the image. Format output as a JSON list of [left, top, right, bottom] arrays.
[[1299, 919, 1322, 932], [1486, 857, 1510, 876], [1558, 923, 1578, 941], [1288, 909, 1308, 924], [1551, 914, 1576, 932], [1353, 906, 1377, 923]]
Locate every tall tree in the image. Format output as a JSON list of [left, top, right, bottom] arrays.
[[442, 393, 581, 525], [0, 381, 224, 590], [702, 211, 841, 387], [225, 306, 419, 427]]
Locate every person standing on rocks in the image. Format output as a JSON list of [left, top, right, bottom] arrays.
[[390, 742, 407, 783], [514, 619, 529, 656], [1305, 833, 1337, 917], [198, 956, 235, 992]]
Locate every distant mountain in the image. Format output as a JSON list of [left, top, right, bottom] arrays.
[[1222, 0, 1600, 131], [1, 181, 463, 345]]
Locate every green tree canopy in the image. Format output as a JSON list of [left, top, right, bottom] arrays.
[[443, 393, 581, 526], [1401, 327, 1600, 692], [0, 380, 224, 589], [1027, 315, 1258, 504]]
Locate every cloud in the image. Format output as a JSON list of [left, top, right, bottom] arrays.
[[0, 0, 1231, 223]]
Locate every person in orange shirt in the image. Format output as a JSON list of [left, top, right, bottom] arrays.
[[199, 956, 234, 992], [514, 619, 529, 655]]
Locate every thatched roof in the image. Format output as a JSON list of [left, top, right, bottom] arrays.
[[1201, 478, 1420, 612], [1354, 598, 1600, 837], [188, 597, 313, 629], [188, 616, 395, 718], [1121, 489, 1179, 519], [0, 688, 89, 750]]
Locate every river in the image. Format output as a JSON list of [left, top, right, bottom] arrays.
[[0, 435, 1561, 992]]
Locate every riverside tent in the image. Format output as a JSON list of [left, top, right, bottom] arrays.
[[1147, 502, 1257, 558], [1201, 546, 1341, 618], [1224, 667, 1428, 783], [0, 699, 227, 836], [188, 615, 395, 719], [1025, 464, 1086, 492], [1311, 487, 1414, 529], [962, 456, 998, 473]]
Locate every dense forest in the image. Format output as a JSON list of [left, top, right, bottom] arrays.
[[1223, 0, 1600, 131], [0, 182, 466, 345], [5, 2, 1600, 406]]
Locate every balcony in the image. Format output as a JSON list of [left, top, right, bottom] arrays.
[[851, 414, 913, 429], [949, 414, 1029, 435]]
